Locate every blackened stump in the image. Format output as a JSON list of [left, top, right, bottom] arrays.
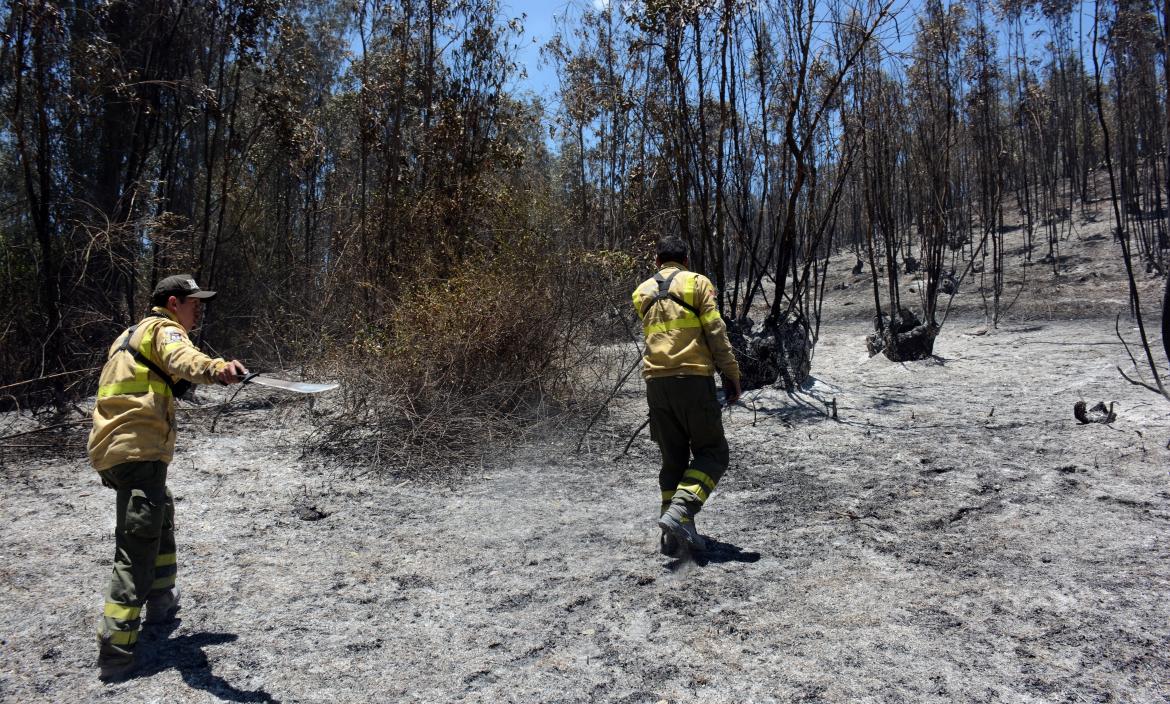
[[727, 316, 812, 391], [866, 307, 939, 361]]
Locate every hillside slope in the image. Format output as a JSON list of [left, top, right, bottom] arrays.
[[1, 205, 1168, 702]]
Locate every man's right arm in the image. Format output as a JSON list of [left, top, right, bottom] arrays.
[[632, 281, 649, 323]]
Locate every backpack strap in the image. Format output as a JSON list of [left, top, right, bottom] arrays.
[[118, 319, 192, 398], [640, 269, 702, 319], [639, 268, 725, 374]]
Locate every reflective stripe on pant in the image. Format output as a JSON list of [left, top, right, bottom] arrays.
[[98, 461, 174, 651], [646, 375, 729, 515]]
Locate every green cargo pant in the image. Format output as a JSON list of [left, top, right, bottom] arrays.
[[646, 375, 729, 516], [97, 461, 177, 660]]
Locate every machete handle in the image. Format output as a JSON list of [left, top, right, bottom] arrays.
[[240, 371, 261, 385]]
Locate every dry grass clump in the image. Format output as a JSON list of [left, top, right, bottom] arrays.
[[308, 242, 638, 476]]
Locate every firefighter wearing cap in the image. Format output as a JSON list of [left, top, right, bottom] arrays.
[[632, 236, 741, 556], [89, 274, 247, 680]]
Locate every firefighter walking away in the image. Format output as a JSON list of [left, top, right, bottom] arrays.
[[632, 236, 741, 557]]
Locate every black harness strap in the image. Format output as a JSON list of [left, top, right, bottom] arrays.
[[640, 268, 726, 375], [640, 269, 702, 319], [118, 317, 192, 398]]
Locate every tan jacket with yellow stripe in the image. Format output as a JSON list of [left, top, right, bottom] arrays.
[[632, 263, 741, 381], [88, 308, 228, 471]]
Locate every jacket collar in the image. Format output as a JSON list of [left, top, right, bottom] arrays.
[[150, 306, 179, 322], [657, 261, 689, 272]]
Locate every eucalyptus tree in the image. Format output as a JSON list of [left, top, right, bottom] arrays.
[[544, 0, 649, 251], [342, 0, 526, 282], [1038, 0, 1095, 222], [1104, 0, 1166, 271], [0, 0, 281, 404], [964, 0, 1009, 323], [846, 12, 908, 349], [598, 0, 897, 387], [2, 0, 68, 405], [1092, 0, 1170, 400], [858, 0, 964, 360]]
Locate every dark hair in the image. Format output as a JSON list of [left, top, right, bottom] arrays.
[[656, 235, 688, 264], [151, 291, 184, 307]]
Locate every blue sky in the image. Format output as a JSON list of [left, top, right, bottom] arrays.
[[495, 0, 1100, 111], [501, 0, 577, 104]]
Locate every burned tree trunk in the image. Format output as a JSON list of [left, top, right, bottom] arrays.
[[1163, 274, 1169, 370], [866, 307, 939, 361], [727, 315, 813, 391]]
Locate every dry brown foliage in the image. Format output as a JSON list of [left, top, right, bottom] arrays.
[[308, 242, 638, 476]]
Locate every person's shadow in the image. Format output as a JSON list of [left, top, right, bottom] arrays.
[[131, 620, 280, 703], [667, 536, 760, 571]]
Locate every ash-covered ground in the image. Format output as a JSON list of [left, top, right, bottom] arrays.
[[1, 213, 1168, 703]]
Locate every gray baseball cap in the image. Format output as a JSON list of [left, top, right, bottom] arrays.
[[153, 274, 217, 300]]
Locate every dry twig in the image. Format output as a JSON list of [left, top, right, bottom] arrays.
[[0, 420, 89, 442]]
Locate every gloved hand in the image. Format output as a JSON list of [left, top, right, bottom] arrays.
[[216, 359, 249, 385], [721, 374, 742, 405]]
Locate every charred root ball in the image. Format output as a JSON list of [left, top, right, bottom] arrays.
[[866, 308, 940, 362], [728, 316, 812, 392]]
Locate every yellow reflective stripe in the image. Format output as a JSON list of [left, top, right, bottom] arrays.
[[138, 325, 178, 396], [684, 273, 696, 309], [155, 553, 177, 567], [644, 317, 703, 335], [151, 574, 176, 590], [700, 309, 721, 326], [97, 379, 172, 398], [138, 322, 168, 378], [677, 481, 709, 503], [140, 323, 158, 356], [104, 603, 142, 621], [106, 630, 139, 646], [633, 289, 646, 320], [683, 468, 716, 493], [97, 319, 176, 398]]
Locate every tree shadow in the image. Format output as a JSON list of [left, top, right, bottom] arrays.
[[130, 620, 280, 703], [745, 400, 827, 423], [667, 536, 760, 571], [871, 395, 911, 410], [895, 354, 951, 369]]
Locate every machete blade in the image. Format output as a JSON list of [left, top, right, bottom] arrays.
[[240, 372, 338, 394]]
